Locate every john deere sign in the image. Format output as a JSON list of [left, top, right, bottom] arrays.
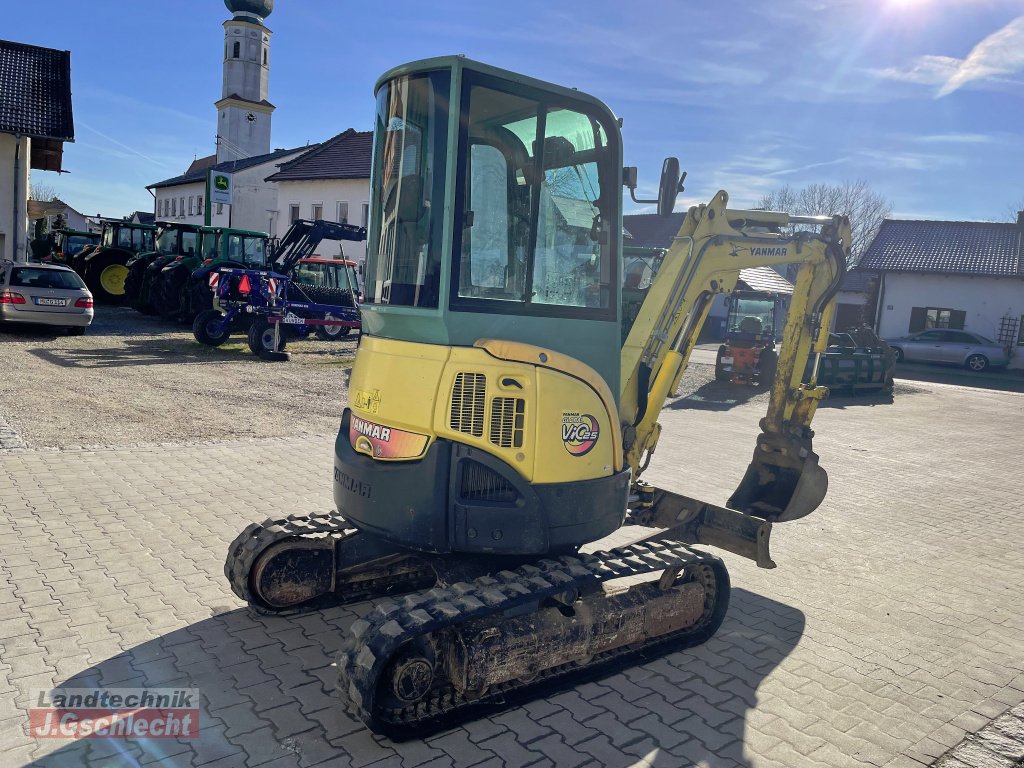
[[209, 171, 233, 205]]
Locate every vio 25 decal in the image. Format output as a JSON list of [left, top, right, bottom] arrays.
[[561, 412, 600, 457]]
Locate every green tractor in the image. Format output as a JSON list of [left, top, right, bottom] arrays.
[[70, 221, 156, 303], [152, 226, 270, 322], [48, 228, 100, 266], [124, 223, 202, 314]]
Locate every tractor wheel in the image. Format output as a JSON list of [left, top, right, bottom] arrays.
[[158, 271, 189, 320], [123, 260, 147, 308], [193, 310, 232, 347], [314, 316, 351, 341], [187, 280, 214, 317], [714, 346, 730, 382], [248, 319, 289, 360], [85, 255, 130, 304], [757, 349, 778, 387]]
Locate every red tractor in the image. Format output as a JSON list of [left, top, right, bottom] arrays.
[[715, 290, 785, 385]]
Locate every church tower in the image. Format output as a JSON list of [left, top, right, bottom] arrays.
[[215, 0, 275, 162]]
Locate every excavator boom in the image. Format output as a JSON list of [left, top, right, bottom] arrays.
[[622, 190, 849, 525]]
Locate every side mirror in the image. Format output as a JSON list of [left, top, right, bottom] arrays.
[[624, 158, 686, 217], [657, 157, 682, 216]]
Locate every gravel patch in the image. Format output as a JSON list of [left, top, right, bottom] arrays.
[[0, 306, 928, 451], [0, 306, 356, 449]]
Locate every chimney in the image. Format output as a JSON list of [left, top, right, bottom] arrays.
[[1018, 210, 1024, 229]]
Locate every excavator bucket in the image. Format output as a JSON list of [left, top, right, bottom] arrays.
[[727, 431, 828, 522]]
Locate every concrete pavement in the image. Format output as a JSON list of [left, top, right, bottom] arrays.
[[1, 378, 1023, 767]]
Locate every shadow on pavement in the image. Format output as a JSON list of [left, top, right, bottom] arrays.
[[668, 380, 765, 411], [27, 338, 247, 369], [892, 363, 1024, 394], [28, 589, 803, 767]]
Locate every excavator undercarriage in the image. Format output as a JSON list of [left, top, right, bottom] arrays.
[[224, 55, 851, 738]]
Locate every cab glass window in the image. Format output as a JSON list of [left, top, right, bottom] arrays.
[[181, 231, 199, 257], [201, 232, 219, 260], [364, 71, 451, 308], [242, 237, 266, 267], [452, 75, 617, 319]]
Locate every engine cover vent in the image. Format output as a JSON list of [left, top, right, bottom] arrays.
[[489, 397, 525, 449], [450, 373, 486, 437], [460, 459, 518, 503]]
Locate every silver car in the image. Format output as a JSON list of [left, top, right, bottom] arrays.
[[0, 261, 94, 334], [885, 329, 1009, 372]]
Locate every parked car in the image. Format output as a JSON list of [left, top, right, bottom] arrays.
[[885, 329, 1009, 372], [0, 261, 94, 334]]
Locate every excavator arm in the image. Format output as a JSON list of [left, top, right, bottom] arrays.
[[621, 190, 849, 560]]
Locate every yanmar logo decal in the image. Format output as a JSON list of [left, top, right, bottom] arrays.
[[348, 416, 429, 459], [562, 413, 600, 457]]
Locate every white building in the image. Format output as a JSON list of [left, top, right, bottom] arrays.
[[0, 41, 74, 262], [264, 129, 372, 262], [860, 217, 1024, 369], [147, 145, 314, 234]]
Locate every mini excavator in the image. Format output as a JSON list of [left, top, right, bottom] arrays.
[[226, 56, 850, 739]]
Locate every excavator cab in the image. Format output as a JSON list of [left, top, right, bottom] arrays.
[[343, 57, 631, 556]]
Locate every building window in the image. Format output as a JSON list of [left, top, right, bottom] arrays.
[[361, 202, 369, 228], [336, 202, 348, 224], [172, 198, 177, 216], [233, 41, 240, 58], [263, 49, 268, 66], [180, 198, 185, 218], [908, 306, 966, 333], [197, 195, 203, 216], [290, 204, 300, 224], [312, 203, 323, 221], [189, 196, 195, 216]]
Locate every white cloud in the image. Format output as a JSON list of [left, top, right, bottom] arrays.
[[938, 15, 1024, 95], [766, 157, 853, 177], [871, 55, 962, 86], [913, 133, 996, 143]]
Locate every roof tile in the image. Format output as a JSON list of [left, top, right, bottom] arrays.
[[0, 39, 74, 141], [265, 128, 372, 182], [860, 219, 1022, 278], [148, 144, 317, 190]]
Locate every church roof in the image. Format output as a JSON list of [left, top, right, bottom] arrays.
[[148, 144, 317, 190]]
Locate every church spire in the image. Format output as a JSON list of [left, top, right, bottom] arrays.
[[215, 1, 275, 162]]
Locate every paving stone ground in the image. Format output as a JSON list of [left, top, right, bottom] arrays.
[[1, 377, 1022, 767]]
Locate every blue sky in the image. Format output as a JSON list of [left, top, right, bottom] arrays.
[[8, 0, 1024, 221]]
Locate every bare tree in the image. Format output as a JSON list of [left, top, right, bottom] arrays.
[[30, 181, 58, 202], [758, 180, 892, 265], [1005, 200, 1024, 222]]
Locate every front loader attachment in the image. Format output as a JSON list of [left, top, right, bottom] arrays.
[[727, 431, 828, 523]]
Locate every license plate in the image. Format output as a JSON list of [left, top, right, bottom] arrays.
[[35, 297, 65, 306], [721, 357, 734, 365]]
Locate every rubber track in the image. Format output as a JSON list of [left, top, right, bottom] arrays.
[[338, 539, 727, 739], [225, 510, 356, 613]]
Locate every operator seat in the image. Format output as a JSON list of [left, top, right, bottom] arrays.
[[738, 316, 763, 334]]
